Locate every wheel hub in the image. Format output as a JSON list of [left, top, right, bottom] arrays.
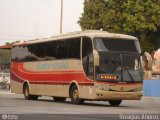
[[73, 90, 79, 100]]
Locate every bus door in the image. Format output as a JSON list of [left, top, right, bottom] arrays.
[[82, 37, 94, 80]]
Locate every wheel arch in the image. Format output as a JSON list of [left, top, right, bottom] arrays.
[[22, 81, 30, 93], [69, 80, 79, 97]]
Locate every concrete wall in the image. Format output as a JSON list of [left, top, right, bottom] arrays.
[[143, 76, 160, 97]]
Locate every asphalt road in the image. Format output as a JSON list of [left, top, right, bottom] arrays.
[[0, 89, 160, 120]]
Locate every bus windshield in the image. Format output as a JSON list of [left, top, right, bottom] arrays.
[[93, 38, 143, 82], [94, 38, 141, 53]]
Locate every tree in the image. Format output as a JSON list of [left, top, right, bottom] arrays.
[[78, 0, 106, 30], [79, 0, 160, 51]]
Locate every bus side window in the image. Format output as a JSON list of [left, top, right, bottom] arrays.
[[68, 38, 81, 59], [45, 41, 57, 60], [82, 37, 94, 79], [26, 43, 46, 61]]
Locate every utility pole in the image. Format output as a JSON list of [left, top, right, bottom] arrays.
[[60, 0, 63, 34]]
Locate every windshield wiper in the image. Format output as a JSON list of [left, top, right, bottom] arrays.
[[124, 67, 135, 82], [112, 54, 135, 82]]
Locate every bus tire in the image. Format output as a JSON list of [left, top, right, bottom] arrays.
[[23, 84, 38, 100], [108, 100, 122, 106], [53, 97, 66, 102], [70, 85, 84, 105]]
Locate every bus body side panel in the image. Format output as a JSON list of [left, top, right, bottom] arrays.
[[11, 62, 23, 94], [79, 85, 96, 99], [10, 60, 94, 98], [10, 59, 142, 100], [10, 79, 23, 94]]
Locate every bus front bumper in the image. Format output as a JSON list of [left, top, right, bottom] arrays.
[[95, 90, 143, 100]]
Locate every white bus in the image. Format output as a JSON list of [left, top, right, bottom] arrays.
[[11, 30, 143, 106]]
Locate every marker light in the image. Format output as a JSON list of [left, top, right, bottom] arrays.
[[100, 75, 118, 80]]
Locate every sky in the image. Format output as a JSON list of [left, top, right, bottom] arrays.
[[0, 0, 84, 45]]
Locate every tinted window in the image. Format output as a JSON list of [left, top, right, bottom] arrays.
[[11, 46, 30, 61], [26, 43, 46, 61], [46, 41, 57, 59], [56, 40, 68, 59], [68, 38, 81, 59], [82, 37, 93, 58], [94, 38, 141, 53], [12, 37, 81, 62], [56, 38, 81, 59]]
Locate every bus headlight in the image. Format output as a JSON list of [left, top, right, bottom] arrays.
[[96, 86, 109, 91], [134, 88, 142, 91]]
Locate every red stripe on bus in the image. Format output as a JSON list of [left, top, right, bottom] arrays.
[[11, 71, 94, 86], [29, 81, 94, 86], [11, 63, 94, 86]]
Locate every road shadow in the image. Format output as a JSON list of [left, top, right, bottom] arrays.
[[36, 98, 128, 108], [13, 96, 143, 109]]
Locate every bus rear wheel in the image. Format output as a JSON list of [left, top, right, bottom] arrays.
[[53, 97, 66, 102], [23, 84, 38, 100], [70, 85, 84, 105], [108, 100, 122, 106]]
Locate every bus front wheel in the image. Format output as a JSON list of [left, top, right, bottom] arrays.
[[70, 85, 84, 105], [108, 100, 122, 106], [23, 84, 38, 100]]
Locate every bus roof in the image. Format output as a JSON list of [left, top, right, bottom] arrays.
[[13, 30, 137, 46]]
